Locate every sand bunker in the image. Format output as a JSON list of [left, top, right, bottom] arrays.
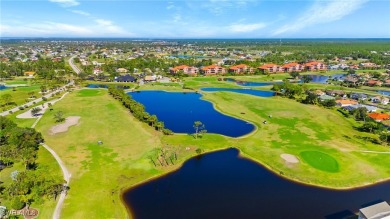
[[280, 153, 299, 164], [50, 116, 80, 135]]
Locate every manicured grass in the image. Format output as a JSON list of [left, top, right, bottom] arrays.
[[34, 89, 170, 218], [77, 89, 105, 97], [27, 85, 390, 218], [300, 151, 339, 173]]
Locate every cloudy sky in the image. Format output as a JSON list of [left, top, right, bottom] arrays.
[[1, 0, 389, 38]]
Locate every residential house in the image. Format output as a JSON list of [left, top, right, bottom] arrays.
[[351, 93, 368, 100], [115, 74, 136, 82], [343, 104, 377, 112], [144, 75, 157, 82], [372, 96, 389, 105], [258, 64, 282, 73], [229, 64, 253, 74], [358, 201, 390, 219], [325, 90, 346, 97], [318, 95, 335, 101], [201, 65, 226, 76], [24, 71, 35, 77], [305, 61, 327, 71], [368, 113, 390, 122], [116, 68, 128, 73], [360, 62, 379, 69], [170, 65, 199, 76], [312, 90, 325, 96], [366, 80, 383, 87], [281, 62, 303, 72], [335, 99, 358, 107], [93, 68, 103, 75]]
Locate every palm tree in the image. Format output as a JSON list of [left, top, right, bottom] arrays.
[[148, 115, 157, 127], [155, 121, 164, 131], [31, 107, 42, 116]]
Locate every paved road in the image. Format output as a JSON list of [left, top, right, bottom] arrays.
[[68, 55, 81, 74], [0, 82, 72, 117]]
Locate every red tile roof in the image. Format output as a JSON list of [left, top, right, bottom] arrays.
[[368, 113, 390, 121], [282, 62, 300, 68], [229, 64, 248, 70], [258, 63, 278, 69], [202, 65, 221, 70]]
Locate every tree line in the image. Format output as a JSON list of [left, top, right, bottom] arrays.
[[107, 87, 173, 135], [0, 117, 65, 210]]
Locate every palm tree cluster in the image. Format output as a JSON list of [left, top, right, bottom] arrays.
[[108, 87, 173, 135]]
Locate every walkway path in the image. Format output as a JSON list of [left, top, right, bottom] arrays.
[[359, 150, 390, 154], [40, 143, 71, 219]]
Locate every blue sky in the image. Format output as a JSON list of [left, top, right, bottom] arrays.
[[1, 0, 389, 38]]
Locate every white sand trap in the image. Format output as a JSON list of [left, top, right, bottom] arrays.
[[50, 116, 80, 135], [281, 153, 299, 164]]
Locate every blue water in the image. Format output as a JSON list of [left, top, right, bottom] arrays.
[[377, 90, 390, 96], [128, 91, 255, 137], [225, 78, 277, 87], [201, 87, 275, 97], [123, 148, 390, 219], [0, 85, 9, 90], [300, 74, 345, 84], [87, 84, 130, 89]]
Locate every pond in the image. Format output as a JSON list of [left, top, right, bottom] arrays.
[[377, 90, 390, 96], [122, 148, 390, 219], [201, 87, 275, 97], [0, 85, 9, 90], [224, 78, 277, 87], [86, 84, 130, 89], [300, 74, 345, 84], [128, 91, 255, 137]]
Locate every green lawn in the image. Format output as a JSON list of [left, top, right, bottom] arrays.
[[300, 151, 339, 173], [1, 85, 42, 110]]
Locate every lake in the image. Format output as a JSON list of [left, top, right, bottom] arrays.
[[128, 91, 256, 137], [122, 148, 390, 219], [225, 78, 277, 86], [86, 84, 130, 89], [201, 87, 275, 97], [300, 74, 345, 84]]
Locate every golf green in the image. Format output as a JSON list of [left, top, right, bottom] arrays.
[[300, 151, 339, 173]]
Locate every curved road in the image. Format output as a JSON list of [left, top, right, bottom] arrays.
[[68, 55, 81, 74]]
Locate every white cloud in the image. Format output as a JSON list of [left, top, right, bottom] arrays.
[[0, 22, 92, 36], [49, 0, 80, 7], [70, 10, 90, 16], [94, 19, 129, 35], [272, 0, 368, 35], [173, 14, 182, 23], [1, 20, 134, 37], [228, 22, 267, 33], [201, 0, 256, 15]]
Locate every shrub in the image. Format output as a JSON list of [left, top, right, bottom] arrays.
[[9, 196, 24, 210], [162, 128, 173, 135], [42, 97, 47, 101]]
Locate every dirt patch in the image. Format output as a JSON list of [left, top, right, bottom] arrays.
[[50, 116, 80, 135], [280, 153, 299, 164]]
